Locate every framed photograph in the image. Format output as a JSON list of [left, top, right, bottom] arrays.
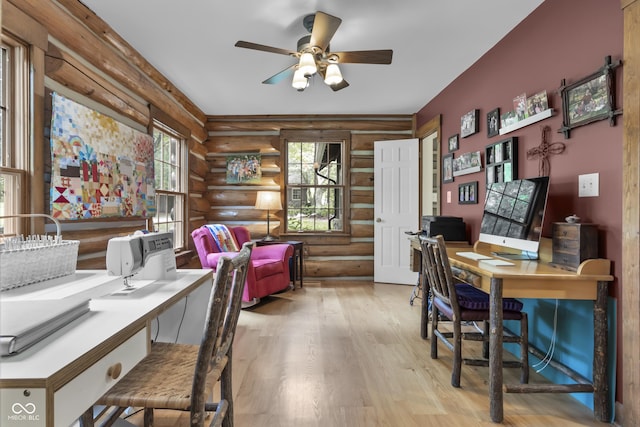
[[526, 90, 549, 116], [559, 56, 622, 138], [487, 108, 500, 138], [442, 153, 454, 183], [226, 153, 262, 184], [513, 93, 528, 121], [460, 109, 479, 138], [448, 134, 459, 152], [458, 181, 478, 205], [452, 150, 482, 177]]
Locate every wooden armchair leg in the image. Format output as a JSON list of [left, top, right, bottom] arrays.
[[221, 353, 234, 427], [144, 408, 154, 427], [430, 306, 439, 359], [451, 319, 462, 388]]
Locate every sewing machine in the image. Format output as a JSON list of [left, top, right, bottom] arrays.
[[106, 232, 177, 286]]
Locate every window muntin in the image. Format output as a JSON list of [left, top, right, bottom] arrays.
[[285, 140, 345, 233], [153, 124, 186, 250]]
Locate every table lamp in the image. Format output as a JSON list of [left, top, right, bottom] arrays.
[[254, 191, 282, 241]]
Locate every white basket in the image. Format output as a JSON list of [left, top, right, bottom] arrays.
[[0, 214, 79, 292]]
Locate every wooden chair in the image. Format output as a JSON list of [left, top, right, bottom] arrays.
[[419, 235, 529, 387], [84, 242, 253, 427]]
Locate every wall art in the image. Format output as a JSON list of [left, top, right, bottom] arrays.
[[453, 151, 482, 177], [226, 153, 262, 184], [49, 92, 155, 219], [460, 109, 479, 138], [558, 55, 622, 138], [448, 134, 459, 152], [442, 153, 454, 183], [487, 108, 500, 138], [458, 181, 478, 205]]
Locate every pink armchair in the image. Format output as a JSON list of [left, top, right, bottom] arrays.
[[191, 225, 294, 306]]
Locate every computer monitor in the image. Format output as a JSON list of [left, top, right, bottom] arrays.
[[478, 176, 550, 259]]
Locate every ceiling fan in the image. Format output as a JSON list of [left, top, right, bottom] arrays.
[[235, 11, 393, 92]]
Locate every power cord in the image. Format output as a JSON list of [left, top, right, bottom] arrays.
[[532, 299, 558, 373], [174, 295, 188, 343]]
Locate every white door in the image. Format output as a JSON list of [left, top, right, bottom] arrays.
[[374, 138, 419, 284]]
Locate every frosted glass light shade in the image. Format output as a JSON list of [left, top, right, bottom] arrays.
[[324, 63, 343, 85], [292, 69, 308, 91], [298, 52, 317, 77]]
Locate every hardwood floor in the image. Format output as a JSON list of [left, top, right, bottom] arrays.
[[126, 281, 604, 426]]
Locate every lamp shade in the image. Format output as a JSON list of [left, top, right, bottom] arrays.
[[324, 63, 343, 85], [298, 52, 317, 77], [255, 191, 282, 211], [292, 68, 308, 91]]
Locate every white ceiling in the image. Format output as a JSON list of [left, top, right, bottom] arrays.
[[79, 0, 544, 116]]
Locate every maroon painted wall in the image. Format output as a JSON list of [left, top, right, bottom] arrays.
[[415, 0, 624, 405]]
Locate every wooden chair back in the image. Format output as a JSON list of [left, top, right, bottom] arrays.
[[419, 234, 460, 314], [190, 241, 252, 425]]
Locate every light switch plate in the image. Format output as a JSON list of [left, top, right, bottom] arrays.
[[579, 173, 599, 197]]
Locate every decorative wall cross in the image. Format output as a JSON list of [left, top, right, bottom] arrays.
[[527, 125, 565, 176]]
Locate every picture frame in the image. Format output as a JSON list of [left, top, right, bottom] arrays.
[[559, 55, 622, 138], [226, 153, 262, 184], [448, 134, 459, 152], [442, 153, 454, 183], [458, 181, 478, 205], [487, 108, 500, 138], [452, 150, 482, 177], [460, 109, 479, 138], [526, 90, 549, 116]]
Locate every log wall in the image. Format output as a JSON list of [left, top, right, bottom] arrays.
[[205, 116, 413, 279], [5, 0, 207, 268]]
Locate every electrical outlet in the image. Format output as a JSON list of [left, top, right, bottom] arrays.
[[579, 173, 599, 197]]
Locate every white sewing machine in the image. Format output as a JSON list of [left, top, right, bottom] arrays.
[[106, 231, 177, 286]]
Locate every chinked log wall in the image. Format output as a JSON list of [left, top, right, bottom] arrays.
[[205, 116, 413, 279], [6, 0, 207, 268]]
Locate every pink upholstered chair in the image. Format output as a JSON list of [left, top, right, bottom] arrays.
[[192, 225, 294, 306]]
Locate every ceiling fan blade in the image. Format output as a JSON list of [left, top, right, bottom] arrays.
[[235, 41, 298, 57], [329, 79, 349, 91], [262, 64, 297, 85], [309, 11, 342, 51], [331, 50, 393, 64]]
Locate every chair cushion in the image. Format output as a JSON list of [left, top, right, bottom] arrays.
[[455, 283, 523, 312]]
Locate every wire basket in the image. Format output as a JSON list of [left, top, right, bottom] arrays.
[[0, 214, 79, 292]]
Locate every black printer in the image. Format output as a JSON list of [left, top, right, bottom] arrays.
[[421, 216, 467, 242]]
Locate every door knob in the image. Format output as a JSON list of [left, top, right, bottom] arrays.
[[376, 218, 382, 223]]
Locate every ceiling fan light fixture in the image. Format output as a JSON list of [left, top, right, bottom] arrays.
[[292, 68, 309, 91], [324, 63, 343, 86], [298, 52, 317, 77]]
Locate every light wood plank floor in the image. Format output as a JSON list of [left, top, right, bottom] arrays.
[[126, 281, 605, 426]]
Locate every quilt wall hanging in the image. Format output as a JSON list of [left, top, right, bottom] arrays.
[[49, 92, 156, 219]]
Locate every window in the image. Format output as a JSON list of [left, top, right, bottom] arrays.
[[284, 131, 349, 234], [153, 123, 187, 250], [0, 36, 28, 236]]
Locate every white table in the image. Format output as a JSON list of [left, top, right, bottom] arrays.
[[0, 269, 212, 427]]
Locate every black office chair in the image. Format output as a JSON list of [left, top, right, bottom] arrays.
[[419, 234, 529, 387]]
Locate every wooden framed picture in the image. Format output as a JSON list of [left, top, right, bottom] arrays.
[[487, 108, 500, 137], [448, 134, 459, 152], [559, 56, 622, 138], [460, 109, 479, 138], [458, 181, 478, 205], [442, 153, 454, 183]]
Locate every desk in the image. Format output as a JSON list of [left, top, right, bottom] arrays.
[[0, 269, 212, 427], [256, 240, 304, 288], [411, 237, 614, 423]]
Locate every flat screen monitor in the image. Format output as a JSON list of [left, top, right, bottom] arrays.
[[478, 176, 550, 259]]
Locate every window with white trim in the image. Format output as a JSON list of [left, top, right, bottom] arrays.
[[284, 131, 349, 234], [153, 123, 187, 250], [0, 36, 28, 237]]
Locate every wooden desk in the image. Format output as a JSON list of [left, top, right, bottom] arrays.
[[0, 269, 212, 427], [412, 237, 614, 423]]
